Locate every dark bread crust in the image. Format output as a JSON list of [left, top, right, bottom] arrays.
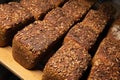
[[20, 0, 65, 20], [44, 7, 74, 34], [81, 2, 115, 34], [62, 0, 96, 22], [13, 20, 64, 69], [0, 2, 34, 47], [43, 40, 91, 80], [88, 38, 120, 80], [88, 17, 120, 80], [64, 4, 115, 50], [64, 23, 98, 50]]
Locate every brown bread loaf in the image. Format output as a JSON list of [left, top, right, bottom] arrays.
[[81, 3, 115, 34], [64, 22, 98, 51], [43, 7, 74, 33], [62, 0, 96, 22], [12, 0, 96, 69], [20, 0, 65, 20], [88, 17, 120, 80], [64, 3, 115, 50], [13, 20, 64, 69], [43, 40, 91, 80], [88, 39, 120, 80], [0, 2, 34, 47], [42, 3, 115, 80]]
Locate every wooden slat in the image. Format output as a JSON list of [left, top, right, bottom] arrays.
[[0, 47, 43, 80]]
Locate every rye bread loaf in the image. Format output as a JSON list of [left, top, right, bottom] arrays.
[[62, 0, 96, 22], [88, 39, 120, 80], [43, 40, 91, 80], [0, 2, 34, 47], [20, 0, 65, 20], [64, 3, 115, 50], [43, 7, 74, 33], [81, 2, 115, 34], [88, 17, 120, 80]]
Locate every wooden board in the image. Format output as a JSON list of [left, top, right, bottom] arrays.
[[0, 47, 43, 80]]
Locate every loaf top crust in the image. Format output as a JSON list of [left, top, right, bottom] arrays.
[[82, 2, 115, 34], [62, 0, 95, 21], [0, 2, 32, 32], [20, 0, 53, 19], [64, 23, 98, 50], [20, 0, 65, 19], [43, 40, 91, 80]]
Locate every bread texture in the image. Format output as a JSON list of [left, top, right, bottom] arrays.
[[88, 17, 120, 80], [43, 40, 91, 80], [64, 3, 115, 50], [82, 2, 115, 34], [12, 20, 64, 69], [62, 0, 96, 22], [20, 0, 65, 20], [44, 7, 74, 33], [0, 2, 34, 47], [88, 39, 120, 80]]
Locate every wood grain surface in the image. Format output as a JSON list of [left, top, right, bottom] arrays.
[[0, 47, 43, 80]]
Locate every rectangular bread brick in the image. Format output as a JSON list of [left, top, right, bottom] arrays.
[[81, 3, 115, 34], [64, 4, 115, 50], [62, 0, 96, 22], [64, 22, 98, 51], [20, 0, 65, 20], [44, 7, 74, 34], [12, 20, 64, 69], [0, 2, 34, 47], [12, 0, 96, 69], [88, 17, 120, 80], [43, 40, 91, 80], [88, 39, 120, 80]]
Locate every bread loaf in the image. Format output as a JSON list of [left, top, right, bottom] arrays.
[[88, 17, 120, 80], [62, 0, 96, 22], [20, 0, 65, 20], [0, 2, 34, 46], [43, 40, 91, 80], [64, 3, 115, 50]]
